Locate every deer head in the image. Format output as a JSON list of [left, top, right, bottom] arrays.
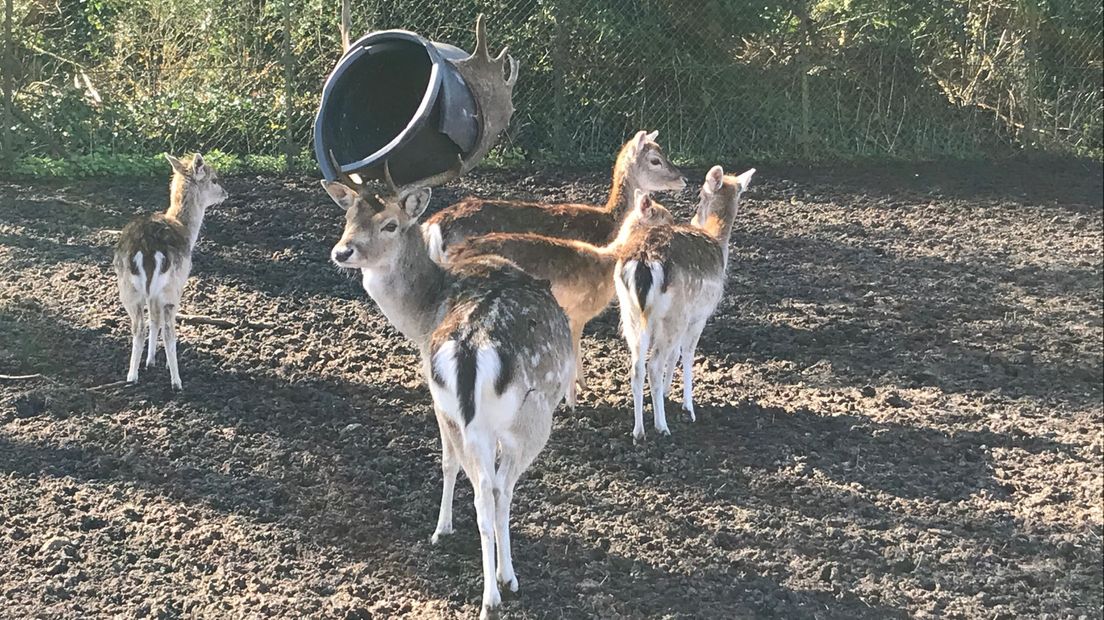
[[623, 131, 686, 194], [628, 189, 675, 228], [693, 165, 755, 233], [610, 191, 675, 249], [166, 152, 228, 210], [452, 14, 519, 174], [324, 153, 462, 270]]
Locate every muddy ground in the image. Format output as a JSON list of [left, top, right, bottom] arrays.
[[0, 159, 1101, 619]]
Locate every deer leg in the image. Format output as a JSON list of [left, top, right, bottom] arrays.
[[493, 454, 519, 593], [467, 436, 501, 619], [681, 322, 707, 420], [432, 411, 462, 544], [662, 347, 680, 393], [628, 326, 648, 442], [648, 349, 670, 436], [145, 301, 161, 368], [572, 319, 586, 391], [566, 319, 584, 409], [681, 334, 703, 421], [161, 303, 182, 390], [124, 299, 145, 383]]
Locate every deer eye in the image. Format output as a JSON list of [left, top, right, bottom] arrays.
[[649, 158, 662, 166], [381, 221, 398, 233]]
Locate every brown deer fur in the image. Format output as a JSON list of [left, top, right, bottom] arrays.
[[614, 165, 755, 440], [447, 191, 673, 407], [113, 153, 227, 389], [323, 171, 573, 620], [422, 130, 685, 263]]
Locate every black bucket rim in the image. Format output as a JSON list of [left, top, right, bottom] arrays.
[[314, 29, 447, 181]]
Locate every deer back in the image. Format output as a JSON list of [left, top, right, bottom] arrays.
[[448, 233, 612, 281], [429, 257, 571, 425], [427, 199, 617, 248], [114, 214, 191, 287], [621, 224, 725, 294]]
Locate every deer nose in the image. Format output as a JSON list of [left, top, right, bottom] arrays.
[[332, 246, 354, 263]]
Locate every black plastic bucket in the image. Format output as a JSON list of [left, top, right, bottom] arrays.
[[313, 30, 482, 187]]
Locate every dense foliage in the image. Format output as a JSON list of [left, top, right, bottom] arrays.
[[1, 0, 1100, 174]]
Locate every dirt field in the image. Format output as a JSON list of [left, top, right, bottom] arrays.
[[1, 159, 1101, 619]]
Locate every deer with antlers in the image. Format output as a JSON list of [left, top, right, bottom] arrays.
[[614, 165, 755, 440], [322, 19, 569, 619], [423, 130, 686, 264], [113, 153, 227, 389], [447, 190, 674, 409]]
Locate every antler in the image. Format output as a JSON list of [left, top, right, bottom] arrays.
[[328, 149, 361, 189], [452, 14, 519, 174], [382, 159, 400, 195], [382, 155, 463, 195]]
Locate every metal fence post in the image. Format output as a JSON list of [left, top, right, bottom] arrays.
[[800, 63, 811, 160], [2, 0, 13, 168], [797, 2, 812, 160], [282, 0, 295, 172], [551, 1, 568, 159], [1021, 5, 1042, 151], [340, 0, 350, 52]]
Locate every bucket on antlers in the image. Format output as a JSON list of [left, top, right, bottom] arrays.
[[313, 15, 518, 186]]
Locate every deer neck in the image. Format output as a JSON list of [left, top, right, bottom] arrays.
[[598, 214, 643, 257], [702, 214, 736, 265], [602, 158, 635, 215], [165, 184, 206, 250], [359, 225, 449, 351]]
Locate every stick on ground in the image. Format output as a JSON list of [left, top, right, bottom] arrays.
[[0, 373, 44, 380], [176, 313, 237, 328], [174, 314, 275, 330], [86, 380, 133, 392]]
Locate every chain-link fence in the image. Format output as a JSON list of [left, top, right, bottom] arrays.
[[1, 0, 1100, 173]]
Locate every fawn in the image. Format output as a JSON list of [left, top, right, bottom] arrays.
[[113, 153, 227, 389], [323, 159, 574, 618], [447, 190, 673, 408], [614, 165, 755, 440], [422, 130, 686, 264]]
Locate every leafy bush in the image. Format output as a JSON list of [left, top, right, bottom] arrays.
[[2, 0, 1100, 165], [4, 149, 317, 179]]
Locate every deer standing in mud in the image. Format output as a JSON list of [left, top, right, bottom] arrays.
[[323, 18, 569, 619], [447, 190, 674, 408], [614, 165, 754, 440], [422, 130, 686, 263], [113, 153, 227, 389], [324, 160, 573, 619]]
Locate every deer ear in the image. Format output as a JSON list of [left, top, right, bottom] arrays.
[[645, 130, 659, 142], [320, 180, 358, 211], [165, 154, 188, 176], [192, 153, 208, 180], [734, 168, 756, 193], [704, 165, 725, 193], [634, 189, 652, 213], [632, 130, 648, 153], [401, 187, 432, 220]]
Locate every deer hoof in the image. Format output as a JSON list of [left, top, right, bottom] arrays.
[[497, 571, 518, 592], [430, 525, 453, 545]]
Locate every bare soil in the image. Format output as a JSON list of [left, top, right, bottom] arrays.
[[1, 159, 1101, 619]]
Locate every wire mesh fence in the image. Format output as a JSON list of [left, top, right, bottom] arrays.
[[1, 0, 1100, 174]]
